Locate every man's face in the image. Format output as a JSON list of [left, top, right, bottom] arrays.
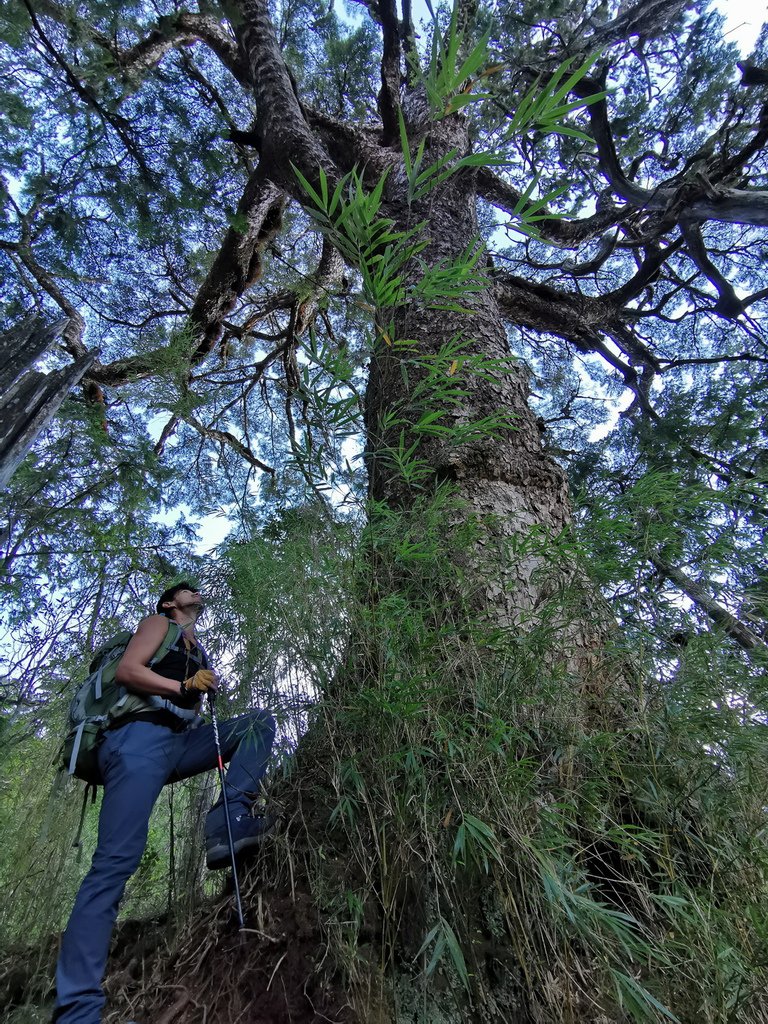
[[171, 588, 204, 612]]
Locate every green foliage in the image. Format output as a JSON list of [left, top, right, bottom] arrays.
[[1, 2, 767, 1023], [397, 108, 509, 206], [370, 334, 516, 489], [452, 813, 501, 873], [503, 52, 606, 146], [411, 1, 498, 119], [293, 163, 429, 317], [417, 916, 470, 991]]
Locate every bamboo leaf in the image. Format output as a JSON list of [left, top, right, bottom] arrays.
[[520, 183, 570, 218], [452, 31, 492, 90], [291, 163, 323, 210], [318, 166, 329, 211], [398, 108, 412, 177], [610, 970, 681, 1023], [547, 51, 603, 109], [443, 920, 470, 991]]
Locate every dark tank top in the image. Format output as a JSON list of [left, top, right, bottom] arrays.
[[153, 632, 209, 711], [113, 625, 210, 731]]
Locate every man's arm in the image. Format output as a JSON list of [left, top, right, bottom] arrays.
[[115, 615, 188, 697]]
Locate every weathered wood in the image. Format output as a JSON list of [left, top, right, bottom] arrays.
[[0, 316, 69, 394], [0, 316, 96, 489]]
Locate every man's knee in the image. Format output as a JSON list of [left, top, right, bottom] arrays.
[[222, 709, 275, 761], [254, 709, 276, 738], [238, 708, 276, 740]]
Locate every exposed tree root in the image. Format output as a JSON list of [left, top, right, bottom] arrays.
[[116, 830, 356, 1024]]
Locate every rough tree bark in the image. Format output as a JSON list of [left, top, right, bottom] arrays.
[[0, 317, 96, 490], [364, 113, 622, 698]]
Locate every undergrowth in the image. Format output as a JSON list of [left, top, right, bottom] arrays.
[[286, 486, 768, 1024]]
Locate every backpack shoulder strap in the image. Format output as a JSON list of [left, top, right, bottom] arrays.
[[148, 619, 184, 668], [147, 620, 210, 671]]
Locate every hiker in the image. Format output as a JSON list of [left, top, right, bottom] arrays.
[[53, 582, 276, 1024]]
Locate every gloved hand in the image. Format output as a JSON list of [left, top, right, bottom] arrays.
[[180, 669, 217, 695]]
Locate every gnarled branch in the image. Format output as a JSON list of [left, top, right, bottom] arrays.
[[181, 414, 274, 475], [477, 167, 623, 246]]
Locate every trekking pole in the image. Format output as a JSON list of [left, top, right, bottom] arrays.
[[208, 690, 245, 930]]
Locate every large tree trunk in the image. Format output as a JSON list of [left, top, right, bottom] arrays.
[[364, 114, 623, 703]]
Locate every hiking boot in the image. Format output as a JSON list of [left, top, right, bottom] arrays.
[[205, 812, 276, 870]]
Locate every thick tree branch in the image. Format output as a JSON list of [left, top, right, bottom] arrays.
[[562, 229, 620, 276], [294, 238, 345, 334], [680, 220, 745, 318], [606, 237, 685, 306], [31, 1, 250, 84], [116, 12, 248, 85], [493, 270, 661, 412], [10, 240, 87, 359], [575, 74, 768, 227], [477, 167, 622, 245], [650, 552, 767, 653], [400, 0, 419, 77], [91, 194, 340, 394], [180, 414, 274, 474], [716, 99, 768, 183], [305, 108, 391, 180], [574, 75, 661, 206], [377, 0, 403, 144], [584, 0, 689, 51], [234, 0, 335, 192], [187, 172, 285, 360], [86, 173, 285, 388], [739, 61, 768, 87]]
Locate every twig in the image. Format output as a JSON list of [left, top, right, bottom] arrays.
[[266, 950, 288, 990]]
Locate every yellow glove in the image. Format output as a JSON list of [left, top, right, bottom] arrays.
[[181, 669, 217, 694]]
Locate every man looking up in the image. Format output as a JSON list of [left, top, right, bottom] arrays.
[[53, 581, 276, 1024]]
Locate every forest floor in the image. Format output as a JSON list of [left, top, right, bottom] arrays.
[[0, 858, 355, 1024]]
